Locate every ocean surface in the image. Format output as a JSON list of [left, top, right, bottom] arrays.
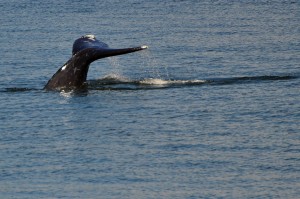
[[0, 0, 299, 198]]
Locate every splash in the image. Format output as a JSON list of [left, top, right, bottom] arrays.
[[139, 78, 206, 85], [139, 50, 170, 80], [59, 90, 74, 98], [107, 57, 122, 75], [139, 78, 170, 85], [101, 73, 131, 83]]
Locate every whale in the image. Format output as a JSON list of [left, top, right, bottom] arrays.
[[44, 34, 148, 91]]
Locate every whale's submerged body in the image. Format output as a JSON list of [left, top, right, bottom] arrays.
[[44, 34, 148, 91]]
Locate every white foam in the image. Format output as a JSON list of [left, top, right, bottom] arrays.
[[141, 45, 148, 49], [59, 90, 73, 98], [140, 78, 169, 85], [139, 78, 206, 85]]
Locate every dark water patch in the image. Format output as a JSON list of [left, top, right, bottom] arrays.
[[208, 75, 299, 86], [2, 87, 40, 92]]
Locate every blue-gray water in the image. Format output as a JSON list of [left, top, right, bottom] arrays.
[[1, 0, 300, 198]]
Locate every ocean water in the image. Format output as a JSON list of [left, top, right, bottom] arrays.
[[0, 0, 300, 198]]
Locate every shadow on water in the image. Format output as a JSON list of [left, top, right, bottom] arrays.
[[86, 74, 299, 91], [207, 75, 299, 86], [4, 87, 36, 92], [1, 74, 299, 94]]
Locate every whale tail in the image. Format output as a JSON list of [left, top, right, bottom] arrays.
[[44, 34, 148, 91], [72, 34, 148, 61]]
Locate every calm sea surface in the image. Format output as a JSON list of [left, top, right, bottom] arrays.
[[0, 0, 300, 198]]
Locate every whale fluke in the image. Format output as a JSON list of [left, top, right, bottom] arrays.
[[44, 34, 148, 91]]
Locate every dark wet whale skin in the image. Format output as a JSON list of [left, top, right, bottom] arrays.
[[44, 35, 147, 91]]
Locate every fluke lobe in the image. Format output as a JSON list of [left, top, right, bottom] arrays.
[[44, 34, 148, 91]]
